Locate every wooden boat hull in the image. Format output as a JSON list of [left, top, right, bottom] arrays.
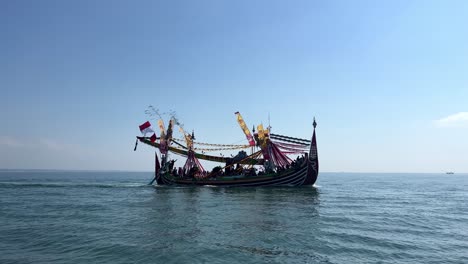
[[156, 153, 318, 187]]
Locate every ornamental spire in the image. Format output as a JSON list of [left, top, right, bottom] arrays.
[[313, 117, 317, 129]]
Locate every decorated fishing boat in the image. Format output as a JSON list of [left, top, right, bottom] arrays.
[[134, 111, 318, 187]]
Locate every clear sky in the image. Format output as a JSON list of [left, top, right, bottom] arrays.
[[1, 0, 468, 173]]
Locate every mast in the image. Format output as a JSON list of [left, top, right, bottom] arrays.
[[251, 125, 255, 156], [268, 112, 271, 132]]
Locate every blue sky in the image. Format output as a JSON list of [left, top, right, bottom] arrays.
[[1, 0, 467, 172]]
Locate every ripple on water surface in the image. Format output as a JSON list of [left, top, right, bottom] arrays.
[[0, 171, 467, 264]]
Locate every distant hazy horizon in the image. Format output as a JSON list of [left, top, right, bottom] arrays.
[[1, 169, 466, 175]]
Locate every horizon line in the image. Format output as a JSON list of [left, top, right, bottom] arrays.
[[0, 168, 466, 174]]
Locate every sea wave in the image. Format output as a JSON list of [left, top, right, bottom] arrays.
[[1, 172, 468, 264], [0, 182, 150, 189]]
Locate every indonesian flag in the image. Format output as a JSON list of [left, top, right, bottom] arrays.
[[139, 121, 155, 136], [150, 133, 157, 143]]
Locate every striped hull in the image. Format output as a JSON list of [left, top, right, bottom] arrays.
[[157, 155, 318, 187]]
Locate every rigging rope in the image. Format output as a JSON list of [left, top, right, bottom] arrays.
[[193, 146, 251, 152], [172, 138, 250, 148]]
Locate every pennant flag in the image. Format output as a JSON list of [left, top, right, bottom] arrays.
[[139, 121, 154, 136], [150, 133, 157, 142]]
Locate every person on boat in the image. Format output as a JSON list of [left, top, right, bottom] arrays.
[[210, 166, 223, 178], [235, 164, 243, 174], [247, 168, 256, 176], [168, 160, 176, 171], [188, 166, 199, 178]]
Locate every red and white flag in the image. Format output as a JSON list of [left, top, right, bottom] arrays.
[[150, 133, 157, 142], [139, 121, 155, 136]]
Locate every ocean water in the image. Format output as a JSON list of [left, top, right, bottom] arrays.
[[0, 171, 467, 264]]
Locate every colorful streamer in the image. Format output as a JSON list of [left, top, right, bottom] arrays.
[[235, 112, 255, 146]]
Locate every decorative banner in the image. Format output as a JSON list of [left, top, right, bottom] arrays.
[[273, 141, 308, 153], [257, 124, 270, 149], [255, 124, 272, 160], [235, 112, 255, 146], [158, 119, 167, 154], [179, 127, 193, 149], [257, 124, 264, 140], [177, 127, 195, 150], [158, 120, 166, 139], [183, 150, 206, 176], [269, 141, 292, 167], [184, 133, 194, 150], [269, 133, 310, 145], [166, 119, 174, 142]]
